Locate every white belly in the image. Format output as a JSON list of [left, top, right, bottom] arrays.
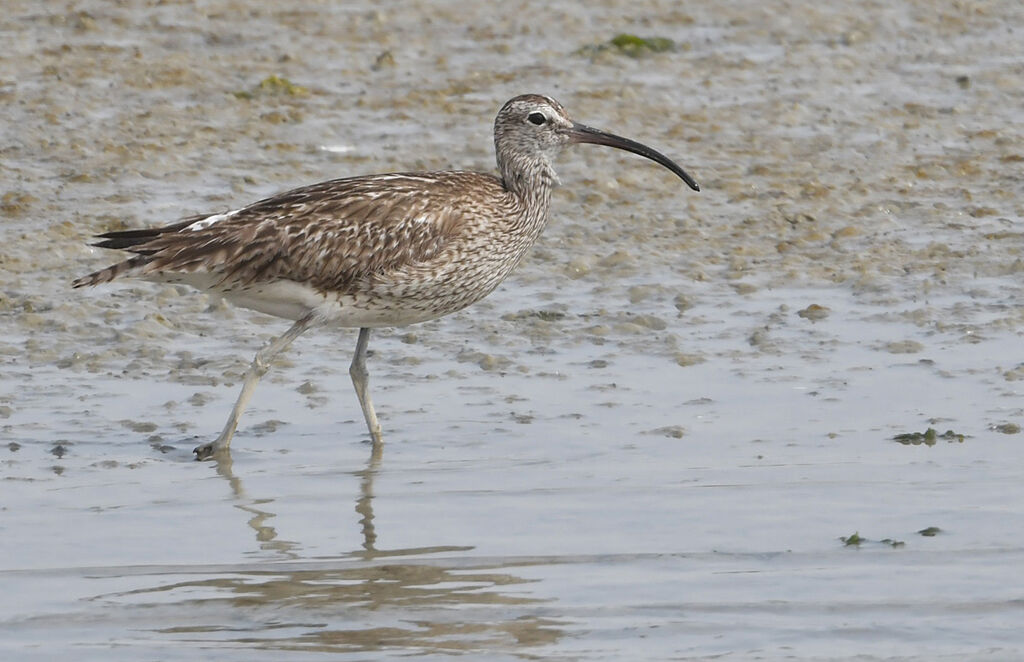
[[146, 273, 448, 327]]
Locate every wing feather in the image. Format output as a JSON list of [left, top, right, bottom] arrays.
[[75, 172, 507, 293]]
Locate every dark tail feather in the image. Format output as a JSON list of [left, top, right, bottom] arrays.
[[91, 218, 197, 252], [71, 255, 151, 288], [74, 214, 211, 288]]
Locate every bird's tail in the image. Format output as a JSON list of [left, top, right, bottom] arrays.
[[71, 255, 151, 288], [71, 218, 197, 288]]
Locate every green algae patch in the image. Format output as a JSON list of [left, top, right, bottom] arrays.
[[234, 75, 309, 100], [534, 310, 567, 322], [577, 34, 678, 59], [841, 532, 905, 548], [611, 34, 675, 54], [840, 532, 864, 547], [892, 427, 965, 446]]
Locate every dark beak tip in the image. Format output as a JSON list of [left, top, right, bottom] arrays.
[[678, 173, 700, 192]]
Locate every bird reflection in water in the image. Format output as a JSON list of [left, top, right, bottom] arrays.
[[113, 450, 565, 654]]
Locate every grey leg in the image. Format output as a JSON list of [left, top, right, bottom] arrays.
[[350, 327, 383, 445], [195, 314, 318, 460]]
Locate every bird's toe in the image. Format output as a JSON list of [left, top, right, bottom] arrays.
[[193, 442, 218, 461]]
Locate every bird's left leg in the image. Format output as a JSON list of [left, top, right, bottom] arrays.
[[195, 313, 319, 460]]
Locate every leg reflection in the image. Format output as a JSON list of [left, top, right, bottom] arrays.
[[354, 443, 382, 555], [214, 451, 300, 558], [212, 440, 384, 557]]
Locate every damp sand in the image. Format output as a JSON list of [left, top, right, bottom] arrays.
[[2, 1, 1024, 659]]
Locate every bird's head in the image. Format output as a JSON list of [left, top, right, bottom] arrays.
[[493, 94, 699, 193]]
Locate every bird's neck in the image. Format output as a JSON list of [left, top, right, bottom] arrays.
[[498, 153, 558, 221]]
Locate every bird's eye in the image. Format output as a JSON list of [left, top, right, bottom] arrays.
[[527, 112, 546, 126]]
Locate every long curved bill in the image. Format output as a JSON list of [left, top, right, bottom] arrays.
[[568, 122, 700, 192]]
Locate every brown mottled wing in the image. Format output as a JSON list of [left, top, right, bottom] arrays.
[[108, 172, 495, 293]]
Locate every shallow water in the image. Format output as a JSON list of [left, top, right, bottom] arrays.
[[2, 0, 1024, 659]]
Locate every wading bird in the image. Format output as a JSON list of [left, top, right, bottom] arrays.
[[73, 94, 699, 459]]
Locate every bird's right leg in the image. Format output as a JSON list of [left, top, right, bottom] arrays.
[[195, 313, 318, 460], [350, 327, 383, 446]]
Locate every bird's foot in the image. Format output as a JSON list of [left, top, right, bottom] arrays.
[[193, 441, 219, 461]]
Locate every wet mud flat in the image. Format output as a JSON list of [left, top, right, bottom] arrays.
[[2, 1, 1024, 660]]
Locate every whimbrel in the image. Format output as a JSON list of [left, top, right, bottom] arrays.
[[73, 94, 699, 459]]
